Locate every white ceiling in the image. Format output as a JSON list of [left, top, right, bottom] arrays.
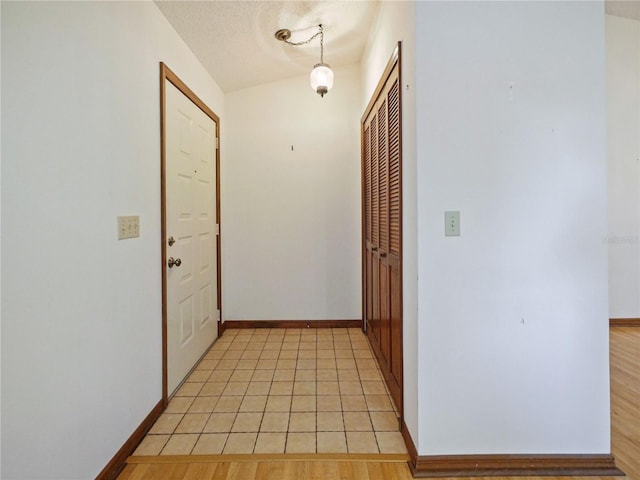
[[155, 0, 640, 94], [154, 0, 380, 93]]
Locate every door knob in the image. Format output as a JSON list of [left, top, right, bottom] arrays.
[[168, 257, 182, 268], [168, 236, 175, 246]]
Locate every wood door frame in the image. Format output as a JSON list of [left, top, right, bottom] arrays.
[[361, 43, 403, 417], [160, 63, 222, 404]]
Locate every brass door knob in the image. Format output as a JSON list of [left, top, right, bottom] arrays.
[[168, 257, 182, 268]]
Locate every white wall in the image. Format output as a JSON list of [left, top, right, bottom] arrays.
[[1, 2, 224, 478], [222, 65, 361, 321], [607, 14, 640, 319], [415, 1, 610, 455], [359, 0, 419, 448]]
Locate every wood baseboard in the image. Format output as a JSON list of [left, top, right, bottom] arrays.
[[610, 318, 640, 327], [95, 400, 164, 480], [401, 419, 418, 466], [407, 453, 623, 477], [221, 319, 362, 330]]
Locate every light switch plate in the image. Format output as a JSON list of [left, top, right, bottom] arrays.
[[118, 216, 140, 240], [445, 211, 460, 236]]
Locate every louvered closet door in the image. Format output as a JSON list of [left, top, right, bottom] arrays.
[[362, 52, 402, 413]]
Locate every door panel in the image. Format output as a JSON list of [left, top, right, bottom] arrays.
[[166, 80, 217, 395], [361, 47, 403, 414]]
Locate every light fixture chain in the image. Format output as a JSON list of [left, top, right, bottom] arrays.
[[320, 24, 324, 64]]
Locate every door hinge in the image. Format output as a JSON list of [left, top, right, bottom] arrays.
[[216, 309, 221, 322], [215, 224, 220, 235]]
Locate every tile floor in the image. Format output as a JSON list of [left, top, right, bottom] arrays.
[[133, 327, 407, 456]]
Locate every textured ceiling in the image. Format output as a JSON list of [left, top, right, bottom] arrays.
[[606, 0, 640, 20], [154, 1, 380, 93], [156, 0, 638, 94]]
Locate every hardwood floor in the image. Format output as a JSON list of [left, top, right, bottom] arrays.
[[117, 327, 640, 480]]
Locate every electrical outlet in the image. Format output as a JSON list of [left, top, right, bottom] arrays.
[[118, 216, 140, 240], [445, 211, 460, 236]]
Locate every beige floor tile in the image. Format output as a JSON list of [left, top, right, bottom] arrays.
[[241, 350, 262, 359], [317, 411, 344, 432], [246, 381, 271, 395], [196, 360, 218, 370], [346, 431, 379, 454], [148, 413, 183, 434], [299, 341, 316, 350], [256, 359, 277, 369], [362, 381, 388, 395], [356, 359, 378, 370], [338, 369, 360, 381], [231, 412, 263, 432], [334, 349, 354, 359], [222, 350, 243, 359], [353, 349, 373, 359], [317, 341, 333, 350], [366, 394, 394, 411], [251, 369, 274, 382], [297, 349, 316, 359], [316, 349, 335, 359], [281, 342, 299, 351], [187, 370, 212, 383], [316, 395, 342, 412], [239, 395, 267, 412], [223, 432, 257, 454], [265, 395, 292, 412], [289, 412, 316, 432], [213, 396, 243, 412], [160, 434, 199, 455], [188, 396, 219, 413], [273, 368, 295, 380], [291, 395, 315, 412], [259, 350, 279, 359], [333, 341, 352, 350], [341, 395, 367, 411], [376, 431, 407, 453], [370, 411, 400, 431], [293, 381, 316, 395], [132, 434, 169, 455], [286, 432, 316, 453], [254, 432, 286, 454], [222, 381, 249, 396], [208, 370, 233, 382], [296, 359, 316, 370], [175, 382, 204, 397], [236, 359, 259, 370], [316, 381, 339, 395], [229, 370, 253, 382], [336, 358, 357, 370], [200, 382, 226, 396], [270, 381, 294, 395], [216, 359, 239, 370], [192, 433, 228, 454], [316, 358, 337, 369], [295, 370, 316, 381], [203, 412, 236, 433], [358, 369, 382, 381], [317, 369, 338, 381], [165, 396, 195, 413], [317, 432, 347, 453], [261, 412, 289, 432], [343, 412, 372, 431], [279, 350, 298, 359], [339, 381, 363, 395], [175, 413, 210, 433]]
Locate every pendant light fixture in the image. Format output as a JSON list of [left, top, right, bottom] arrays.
[[275, 24, 334, 98]]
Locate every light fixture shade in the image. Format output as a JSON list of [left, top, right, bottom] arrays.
[[310, 63, 334, 97]]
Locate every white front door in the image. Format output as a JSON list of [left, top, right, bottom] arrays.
[[165, 80, 218, 395]]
